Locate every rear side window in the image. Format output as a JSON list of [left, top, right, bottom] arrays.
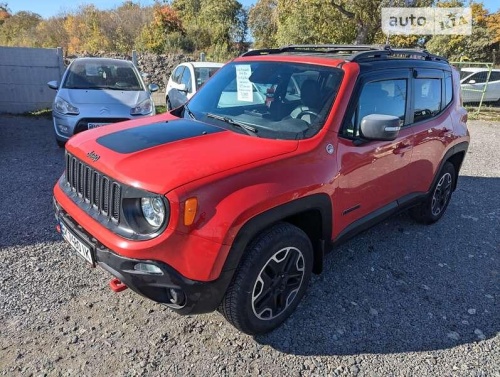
[[413, 78, 441, 122], [490, 72, 500, 81]]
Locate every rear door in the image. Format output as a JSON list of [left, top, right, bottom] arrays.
[[408, 68, 454, 193]]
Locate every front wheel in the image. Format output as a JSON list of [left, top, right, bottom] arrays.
[[219, 223, 313, 335], [410, 162, 456, 224]]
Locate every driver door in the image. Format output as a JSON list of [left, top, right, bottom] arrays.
[[334, 70, 415, 235]]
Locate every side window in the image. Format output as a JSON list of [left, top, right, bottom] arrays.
[[489, 72, 500, 82], [413, 78, 442, 122], [468, 72, 488, 84], [445, 72, 453, 107], [345, 79, 407, 137], [181, 68, 192, 92], [172, 66, 184, 84]]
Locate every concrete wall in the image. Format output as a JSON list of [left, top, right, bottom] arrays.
[[0, 46, 64, 114]]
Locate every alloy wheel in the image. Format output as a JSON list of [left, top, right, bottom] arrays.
[[431, 172, 452, 216], [251, 246, 305, 320]]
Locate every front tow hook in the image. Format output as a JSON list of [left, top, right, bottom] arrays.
[[109, 278, 128, 293]]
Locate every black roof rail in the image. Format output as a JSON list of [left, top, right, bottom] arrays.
[[241, 44, 382, 57], [241, 44, 448, 63], [349, 46, 448, 63]]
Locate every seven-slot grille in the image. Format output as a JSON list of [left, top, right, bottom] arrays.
[[65, 153, 121, 221]]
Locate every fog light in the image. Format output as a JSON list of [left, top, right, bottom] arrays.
[[57, 124, 69, 134], [133, 263, 163, 275]]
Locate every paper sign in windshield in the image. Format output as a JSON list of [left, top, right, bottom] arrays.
[[236, 65, 253, 102]]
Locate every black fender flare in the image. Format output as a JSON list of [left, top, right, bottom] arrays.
[[222, 193, 333, 275]]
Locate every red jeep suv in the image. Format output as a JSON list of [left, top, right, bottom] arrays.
[[54, 45, 469, 335]]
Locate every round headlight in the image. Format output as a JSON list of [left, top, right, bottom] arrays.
[[140, 197, 166, 228]]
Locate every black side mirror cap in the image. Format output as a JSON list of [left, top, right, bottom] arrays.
[[360, 114, 401, 141]]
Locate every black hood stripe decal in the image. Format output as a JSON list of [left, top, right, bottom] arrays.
[[96, 119, 225, 154]]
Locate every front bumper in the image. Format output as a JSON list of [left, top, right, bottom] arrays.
[[54, 198, 233, 315]]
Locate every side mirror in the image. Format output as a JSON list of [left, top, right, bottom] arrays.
[[360, 114, 401, 141], [468, 79, 476, 84], [47, 81, 59, 90], [148, 83, 159, 93]]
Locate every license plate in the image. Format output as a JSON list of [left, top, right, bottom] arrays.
[[61, 222, 95, 265], [88, 122, 109, 129]]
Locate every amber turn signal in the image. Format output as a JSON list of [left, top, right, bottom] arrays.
[[184, 198, 198, 226]]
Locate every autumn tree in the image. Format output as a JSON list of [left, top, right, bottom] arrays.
[[171, 0, 246, 59], [136, 4, 185, 53], [425, 2, 496, 62], [0, 10, 41, 46], [248, 0, 277, 48], [0, 2, 10, 25]]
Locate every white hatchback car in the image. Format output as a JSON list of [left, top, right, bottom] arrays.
[[165, 62, 223, 110], [460, 67, 500, 103], [48, 57, 158, 147]]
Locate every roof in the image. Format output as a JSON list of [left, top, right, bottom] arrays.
[[242, 45, 448, 64], [184, 62, 225, 68], [71, 57, 135, 67], [460, 67, 500, 73]]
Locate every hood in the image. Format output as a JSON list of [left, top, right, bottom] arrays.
[[62, 88, 144, 107], [66, 118, 298, 194]]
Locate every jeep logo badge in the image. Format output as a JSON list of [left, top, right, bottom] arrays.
[[87, 151, 100, 162]]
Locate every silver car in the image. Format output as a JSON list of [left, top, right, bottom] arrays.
[[48, 57, 159, 147]]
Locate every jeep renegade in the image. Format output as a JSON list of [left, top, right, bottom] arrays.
[[54, 45, 469, 335]]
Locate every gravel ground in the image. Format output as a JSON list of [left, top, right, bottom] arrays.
[[0, 115, 498, 377]]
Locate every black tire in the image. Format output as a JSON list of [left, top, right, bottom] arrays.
[[410, 162, 456, 224], [219, 222, 313, 335], [166, 97, 172, 111], [56, 139, 66, 148]]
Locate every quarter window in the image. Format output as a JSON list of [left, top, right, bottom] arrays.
[[180, 68, 192, 92], [172, 66, 184, 84], [445, 73, 453, 107]]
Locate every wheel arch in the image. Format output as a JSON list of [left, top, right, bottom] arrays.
[[223, 194, 332, 276], [445, 141, 468, 191]]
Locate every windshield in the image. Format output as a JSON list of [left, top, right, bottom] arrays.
[[63, 61, 143, 91], [185, 61, 343, 140]]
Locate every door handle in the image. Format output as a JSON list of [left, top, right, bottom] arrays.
[[394, 142, 412, 155]]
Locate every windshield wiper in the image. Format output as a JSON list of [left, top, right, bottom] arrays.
[[206, 113, 258, 137], [184, 104, 196, 120]]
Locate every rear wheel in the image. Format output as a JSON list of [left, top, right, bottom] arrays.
[[166, 97, 172, 111], [410, 162, 456, 224], [219, 223, 313, 335]]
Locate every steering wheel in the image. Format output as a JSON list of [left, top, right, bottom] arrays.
[[296, 110, 319, 123]]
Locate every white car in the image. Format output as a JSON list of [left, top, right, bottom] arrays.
[[165, 62, 224, 110], [460, 67, 500, 103]]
